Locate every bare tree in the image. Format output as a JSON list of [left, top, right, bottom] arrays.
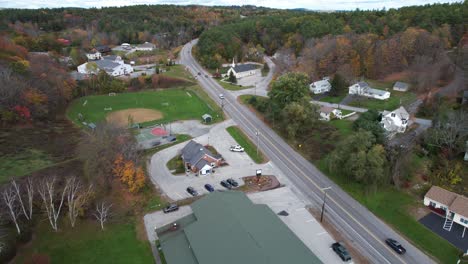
[[37, 177, 67, 231], [11, 179, 34, 221], [2, 187, 21, 234], [93, 202, 112, 230], [66, 177, 93, 228]]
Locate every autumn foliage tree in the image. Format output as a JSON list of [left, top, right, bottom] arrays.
[[113, 154, 146, 193]]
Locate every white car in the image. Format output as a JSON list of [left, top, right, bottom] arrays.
[[230, 145, 244, 152], [219, 93, 225, 99]]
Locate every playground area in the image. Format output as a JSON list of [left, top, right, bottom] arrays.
[[136, 124, 176, 149]]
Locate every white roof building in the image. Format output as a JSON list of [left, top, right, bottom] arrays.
[[310, 79, 331, 94], [319, 106, 342, 121], [381, 106, 410, 135], [77, 55, 133, 77], [349, 81, 390, 100], [393, 81, 409, 92], [135, 42, 156, 51]]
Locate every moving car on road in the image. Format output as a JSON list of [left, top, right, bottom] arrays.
[[163, 204, 179, 213], [332, 242, 352, 262], [385, 238, 406, 254], [186, 187, 198, 196], [229, 145, 244, 152], [219, 93, 225, 99], [220, 180, 232, 189], [204, 184, 215, 192], [226, 178, 239, 187]]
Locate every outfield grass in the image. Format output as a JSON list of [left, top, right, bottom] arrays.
[[67, 88, 222, 127], [216, 79, 253, 91], [316, 159, 460, 264], [349, 91, 417, 111], [0, 149, 54, 183], [15, 220, 153, 264], [226, 126, 265, 164]]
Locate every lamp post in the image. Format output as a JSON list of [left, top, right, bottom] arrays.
[[320, 187, 332, 223]]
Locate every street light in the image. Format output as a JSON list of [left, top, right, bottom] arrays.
[[320, 187, 332, 223]]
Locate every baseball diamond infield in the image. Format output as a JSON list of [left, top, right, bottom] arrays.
[[106, 108, 163, 127]]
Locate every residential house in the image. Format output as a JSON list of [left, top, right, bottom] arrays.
[[393, 81, 409, 92], [349, 81, 391, 100], [86, 49, 102, 61], [156, 191, 322, 264], [424, 186, 468, 237], [380, 106, 410, 135], [310, 78, 332, 94], [180, 140, 223, 175], [319, 106, 342, 121], [95, 45, 111, 54], [77, 55, 133, 77], [226, 59, 261, 79], [121, 43, 131, 50], [135, 42, 156, 51]]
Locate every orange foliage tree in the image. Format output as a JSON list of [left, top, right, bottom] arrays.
[[113, 154, 146, 193]]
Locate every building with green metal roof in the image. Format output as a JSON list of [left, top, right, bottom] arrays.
[[157, 191, 322, 264]]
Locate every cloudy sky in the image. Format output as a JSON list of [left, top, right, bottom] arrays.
[[0, 0, 461, 10]]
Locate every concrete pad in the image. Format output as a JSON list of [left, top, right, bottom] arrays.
[[143, 206, 193, 243], [248, 187, 346, 264]]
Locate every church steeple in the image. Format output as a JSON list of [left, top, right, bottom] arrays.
[[231, 58, 236, 68]]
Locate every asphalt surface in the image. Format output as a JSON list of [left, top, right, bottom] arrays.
[[180, 39, 436, 264]]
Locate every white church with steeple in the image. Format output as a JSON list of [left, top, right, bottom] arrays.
[[226, 58, 261, 79]]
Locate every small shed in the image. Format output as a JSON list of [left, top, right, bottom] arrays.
[[393, 81, 409, 92], [202, 114, 212, 123]]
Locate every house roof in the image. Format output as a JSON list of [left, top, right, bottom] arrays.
[[181, 140, 219, 170], [232, 63, 258, 73], [94, 60, 121, 72], [358, 81, 369, 88], [368, 88, 389, 96], [160, 191, 321, 264], [95, 45, 111, 52], [394, 81, 409, 90], [449, 196, 468, 218], [319, 106, 334, 114], [425, 186, 459, 207], [310, 79, 330, 89], [382, 106, 409, 120]]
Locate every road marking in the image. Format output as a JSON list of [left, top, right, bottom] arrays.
[[183, 47, 407, 264], [306, 219, 315, 223], [316, 232, 327, 236], [295, 208, 306, 211]]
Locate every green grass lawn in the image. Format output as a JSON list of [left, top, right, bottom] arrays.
[[349, 91, 417, 111], [216, 79, 253, 91], [329, 119, 354, 137], [67, 88, 222, 127], [15, 220, 153, 264], [226, 126, 265, 164], [364, 78, 393, 89], [166, 155, 185, 174], [318, 94, 347, 104], [0, 149, 54, 183], [161, 65, 194, 81], [315, 159, 460, 264]]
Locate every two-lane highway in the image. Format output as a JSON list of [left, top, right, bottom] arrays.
[[181, 39, 435, 264]]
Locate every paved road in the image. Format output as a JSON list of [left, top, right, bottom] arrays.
[[181, 39, 436, 264]]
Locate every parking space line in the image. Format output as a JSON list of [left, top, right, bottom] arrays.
[[316, 232, 327, 236]]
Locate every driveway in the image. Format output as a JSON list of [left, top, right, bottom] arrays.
[[248, 187, 347, 263], [143, 206, 193, 242], [419, 213, 468, 251], [148, 119, 278, 201]]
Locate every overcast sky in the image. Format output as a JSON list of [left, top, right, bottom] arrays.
[[0, 0, 461, 10]]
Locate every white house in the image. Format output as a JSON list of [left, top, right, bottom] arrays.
[[380, 106, 410, 135], [77, 55, 133, 77], [310, 78, 332, 94], [135, 42, 156, 51], [424, 186, 468, 237], [319, 106, 342, 121], [226, 60, 261, 79], [393, 81, 409, 92], [86, 49, 101, 61], [349, 81, 391, 100]]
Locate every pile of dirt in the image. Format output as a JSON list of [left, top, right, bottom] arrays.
[[242, 175, 280, 192], [106, 108, 163, 127]]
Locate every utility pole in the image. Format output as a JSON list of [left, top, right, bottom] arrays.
[[320, 187, 332, 223]]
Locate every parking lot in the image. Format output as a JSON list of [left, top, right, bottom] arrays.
[[148, 120, 278, 200], [143, 205, 193, 243]]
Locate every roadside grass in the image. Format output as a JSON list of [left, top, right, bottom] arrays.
[[14, 219, 153, 264], [0, 149, 54, 183], [67, 87, 222, 127], [316, 159, 460, 264], [349, 91, 417, 111], [161, 65, 194, 81], [216, 79, 253, 91], [226, 126, 266, 164], [329, 119, 354, 138], [166, 155, 185, 174]]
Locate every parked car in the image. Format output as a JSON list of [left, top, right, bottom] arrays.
[[332, 242, 352, 262], [219, 93, 225, 99], [204, 184, 215, 192], [229, 145, 244, 152], [226, 178, 239, 187], [186, 187, 198, 196], [197, 72, 201, 75], [385, 239, 406, 254], [163, 204, 179, 213], [220, 180, 232, 189]]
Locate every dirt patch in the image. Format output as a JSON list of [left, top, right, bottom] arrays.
[[241, 175, 281, 193], [106, 108, 163, 127]]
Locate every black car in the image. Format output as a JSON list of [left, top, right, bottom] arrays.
[[220, 180, 232, 189], [186, 187, 198, 196], [204, 184, 215, 192], [226, 178, 239, 187], [163, 204, 179, 213], [385, 239, 406, 254], [332, 242, 352, 262]]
